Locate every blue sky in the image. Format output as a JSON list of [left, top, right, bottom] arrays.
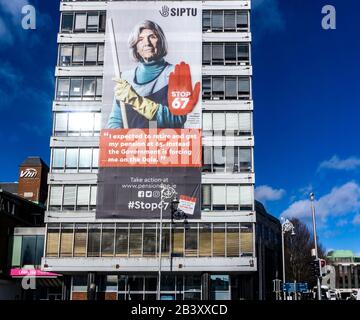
[[0, 0, 359, 254]]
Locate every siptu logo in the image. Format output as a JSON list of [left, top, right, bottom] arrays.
[[159, 5, 170, 17], [159, 6, 197, 17], [20, 168, 37, 178]]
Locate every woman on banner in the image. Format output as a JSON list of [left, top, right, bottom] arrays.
[[107, 20, 200, 129]]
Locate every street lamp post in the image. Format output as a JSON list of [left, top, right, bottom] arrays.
[[310, 192, 322, 301], [157, 185, 176, 300], [281, 218, 295, 300]]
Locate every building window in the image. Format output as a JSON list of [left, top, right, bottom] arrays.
[[202, 111, 252, 136], [202, 147, 253, 173], [56, 77, 102, 101], [48, 185, 97, 211], [59, 43, 105, 66], [203, 43, 249, 66], [60, 11, 106, 33], [203, 10, 248, 32], [52, 148, 99, 173], [202, 76, 250, 100], [45, 223, 254, 258], [201, 184, 254, 211]]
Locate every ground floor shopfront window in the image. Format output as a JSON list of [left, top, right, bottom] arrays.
[[70, 274, 241, 300]]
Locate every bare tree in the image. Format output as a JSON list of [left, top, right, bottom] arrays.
[[284, 218, 326, 286]]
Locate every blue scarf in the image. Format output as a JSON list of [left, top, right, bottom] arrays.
[[135, 59, 166, 84]]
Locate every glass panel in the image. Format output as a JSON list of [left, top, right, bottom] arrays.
[[224, 11, 236, 30], [59, 45, 72, 66], [212, 44, 223, 65], [185, 226, 198, 257], [101, 226, 115, 257], [92, 149, 99, 168], [237, 44, 249, 61], [240, 185, 253, 206], [90, 186, 97, 206], [213, 147, 225, 172], [213, 113, 225, 131], [66, 149, 78, 168], [63, 186, 76, 206], [161, 275, 175, 290], [173, 228, 184, 257], [46, 227, 60, 257], [87, 13, 99, 31], [184, 275, 201, 291], [202, 43, 211, 65], [57, 79, 70, 99], [213, 225, 225, 257], [202, 112, 212, 131], [74, 13, 86, 31], [61, 14, 73, 32], [212, 11, 223, 30], [201, 185, 211, 209], [50, 186, 62, 206], [94, 113, 101, 131], [202, 146, 212, 172], [238, 78, 250, 95], [21, 236, 36, 265], [96, 78, 103, 97], [60, 226, 73, 257], [128, 276, 143, 291], [35, 236, 44, 266], [70, 78, 82, 99], [115, 226, 128, 257], [88, 225, 101, 257], [240, 223, 253, 254], [143, 226, 156, 257], [225, 77, 237, 98], [11, 236, 22, 267], [52, 149, 65, 169], [73, 45, 85, 63], [226, 113, 239, 131], [161, 227, 170, 257], [226, 185, 239, 207], [77, 186, 90, 206], [74, 225, 87, 257], [202, 77, 211, 99], [239, 112, 251, 133], [213, 77, 224, 98], [129, 224, 142, 256], [225, 147, 236, 173], [79, 149, 92, 168], [227, 226, 239, 257], [98, 44, 104, 63], [85, 44, 97, 63], [99, 12, 106, 32], [199, 224, 211, 257], [237, 11, 248, 28], [239, 149, 252, 172], [225, 43, 236, 64], [82, 79, 96, 98], [55, 113, 67, 132], [203, 11, 211, 30]]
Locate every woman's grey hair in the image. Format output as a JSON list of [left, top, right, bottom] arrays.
[[128, 20, 168, 62]]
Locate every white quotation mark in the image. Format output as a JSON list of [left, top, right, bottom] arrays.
[[322, 5, 336, 30], [22, 5, 36, 30]]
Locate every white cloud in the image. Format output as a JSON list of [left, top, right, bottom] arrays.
[[281, 182, 360, 221], [255, 185, 285, 202], [252, 0, 285, 34], [353, 214, 360, 225], [318, 155, 360, 171], [335, 219, 349, 227], [0, 0, 29, 23]]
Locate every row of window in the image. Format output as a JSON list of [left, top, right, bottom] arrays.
[[46, 222, 254, 258], [60, 10, 248, 34], [52, 148, 99, 173], [53, 112, 101, 136], [203, 147, 252, 173], [203, 76, 250, 100], [203, 10, 248, 32], [55, 76, 250, 101], [56, 77, 102, 101], [48, 184, 253, 212], [203, 111, 252, 135], [203, 42, 250, 66], [61, 11, 106, 33], [202, 184, 253, 211], [59, 43, 104, 66], [52, 111, 251, 137], [49, 185, 97, 211]]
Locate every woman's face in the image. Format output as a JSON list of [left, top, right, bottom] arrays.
[[136, 28, 159, 62]]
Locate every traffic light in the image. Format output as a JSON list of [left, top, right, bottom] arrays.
[[310, 259, 320, 277], [319, 259, 327, 277]]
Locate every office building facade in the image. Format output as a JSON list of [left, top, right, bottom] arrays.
[[43, 0, 256, 300]]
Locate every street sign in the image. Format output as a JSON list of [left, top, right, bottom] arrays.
[[296, 283, 308, 292], [283, 283, 296, 293], [282, 282, 308, 293]]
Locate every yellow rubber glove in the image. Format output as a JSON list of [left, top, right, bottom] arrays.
[[114, 79, 159, 120]]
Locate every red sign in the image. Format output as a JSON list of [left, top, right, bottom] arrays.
[[10, 268, 60, 278]]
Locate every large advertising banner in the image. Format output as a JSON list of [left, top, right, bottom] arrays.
[[97, 1, 202, 219]]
